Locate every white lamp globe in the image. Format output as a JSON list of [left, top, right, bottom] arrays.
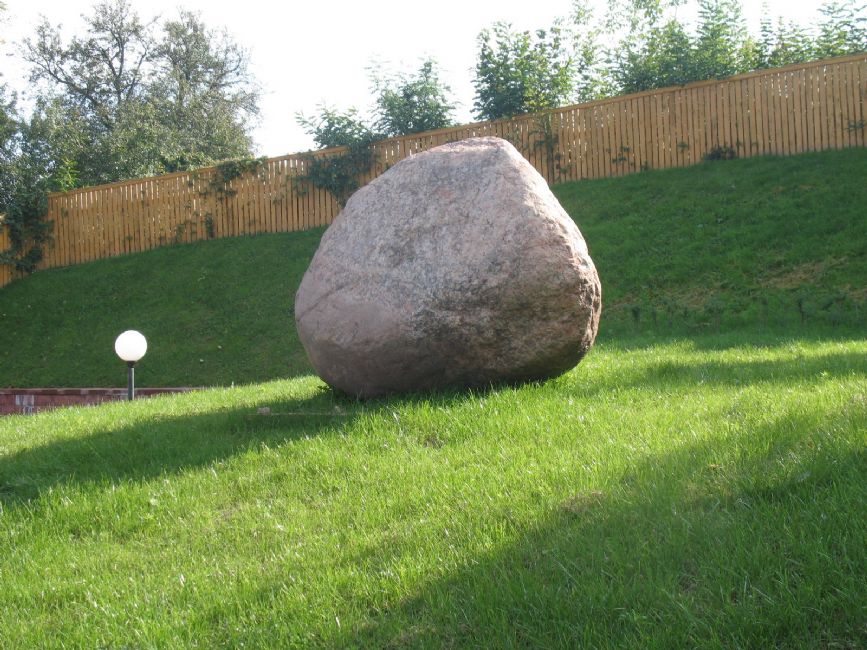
[[115, 330, 148, 363]]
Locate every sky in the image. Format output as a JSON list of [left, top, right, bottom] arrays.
[[1, 0, 829, 157]]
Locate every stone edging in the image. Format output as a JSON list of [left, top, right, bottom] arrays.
[[0, 387, 201, 416]]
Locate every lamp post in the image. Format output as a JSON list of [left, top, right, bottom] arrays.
[[115, 330, 147, 401]]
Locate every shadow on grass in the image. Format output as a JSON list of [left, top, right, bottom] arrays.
[[0, 389, 349, 506], [255, 407, 862, 648], [0, 384, 484, 508], [2, 331, 864, 510], [2, 331, 865, 645], [2, 327, 864, 511]]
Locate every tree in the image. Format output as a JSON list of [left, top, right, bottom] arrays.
[[3, 1, 260, 272], [0, 93, 79, 273], [568, 0, 613, 100], [754, 16, 816, 69], [473, 21, 575, 121], [370, 58, 455, 137], [612, 19, 695, 93], [744, 1, 867, 71], [151, 11, 258, 171], [814, 2, 867, 58], [296, 105, 374, 150], [23, 1, 153, 132], [0, 86, 19, 212], [0, 1, 8, 42], [603, 0, 763, 94], [601, 0, 867, 97], [21, 0, 259, 185], [692, 0, 751, 80], [294, 105, 377, 206], [601, 0, 682, 37]]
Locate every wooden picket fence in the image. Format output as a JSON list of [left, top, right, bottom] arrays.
[[0, 226, 11, 288], [1, 54, 866, 288]]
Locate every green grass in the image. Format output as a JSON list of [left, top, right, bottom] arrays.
[[556, 148, 867, 333], [1, 149, 866, 646], [0, 227, 324, 387], [0, 148, 864, 388], [1, 335, 864, 647]]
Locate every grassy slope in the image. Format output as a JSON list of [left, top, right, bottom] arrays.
[[557, 147, 867, 332], [0, 147, 864, 387], [0, 227, 323, 387]]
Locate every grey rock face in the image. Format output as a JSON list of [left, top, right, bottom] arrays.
[[294, 137, 601, 397]]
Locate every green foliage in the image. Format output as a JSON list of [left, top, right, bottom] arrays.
[[595, 0, 867, 96], [0, 157, 79, 275], [747, 0, 867, 71], [0, 92, 80, 275], [3, 1, 258, 276], [755, 17, 816, 68], [0, 88, 15, 153], [692, 0, 751, 79], [20, 0, 257, 187], [295, 105, 374, 150], [0, 189, 51, 275], [612, 19, 695, 93], [295, 106, 378, 206], [702, 144, 737, 161], [529, 114, 566, 177], [568, 0, 613, 100], [203, 214, 215, 238], [370, 58, 456, 137], [151, 10, 258, 173], [473, 21, 576, 121], [206, 156, 268, 199], [0, 87, 18, 200], [606, 0, 751, 92], [297, 57, 455, 201], [815, 1, 867, 58], [297, 140, 377, 207]]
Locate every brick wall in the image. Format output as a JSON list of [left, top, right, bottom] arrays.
[[0, 388, 199, 415]]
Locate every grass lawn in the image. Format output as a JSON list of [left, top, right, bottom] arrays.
[[556, 148, 867, 334], [0, 148, 865, 646], [1, 333, 865, 647]]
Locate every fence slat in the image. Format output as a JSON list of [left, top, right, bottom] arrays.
[[0, 225, 11, 287], [856, 62, 867, 147]]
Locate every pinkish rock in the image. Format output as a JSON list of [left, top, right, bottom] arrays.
[[294, 137, 601, 397]]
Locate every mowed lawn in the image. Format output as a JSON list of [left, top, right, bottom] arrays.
[[1, 334, 864, 647]]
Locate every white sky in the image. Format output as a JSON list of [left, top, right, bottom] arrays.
[[1, 0, 829, 157]]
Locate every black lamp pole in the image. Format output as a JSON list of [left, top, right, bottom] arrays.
[[127, 361, 136, 401]]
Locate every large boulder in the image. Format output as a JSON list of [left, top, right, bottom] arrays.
[[294, 137, 601, 397]]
